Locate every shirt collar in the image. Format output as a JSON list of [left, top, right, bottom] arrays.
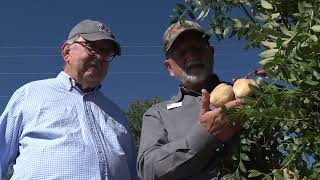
[[56, 71, 102, 93]]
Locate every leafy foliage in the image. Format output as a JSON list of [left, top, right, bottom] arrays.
[[172, 0, 320, 179], [125, 97, 161, 149]]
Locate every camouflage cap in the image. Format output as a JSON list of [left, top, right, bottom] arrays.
[[163, 20, 210, 53]]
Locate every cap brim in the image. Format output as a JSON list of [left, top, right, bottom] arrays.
[[166, 29, 210, 53], [81, 33, 121, 56]]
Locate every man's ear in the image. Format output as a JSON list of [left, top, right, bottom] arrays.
[[61, 43, 71, 63], [164, 59, 175, 77]]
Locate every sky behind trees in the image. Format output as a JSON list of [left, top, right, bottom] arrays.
[[0, 0, 261, 112]]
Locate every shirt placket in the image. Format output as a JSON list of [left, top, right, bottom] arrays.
[[83, 94, 108, 180]]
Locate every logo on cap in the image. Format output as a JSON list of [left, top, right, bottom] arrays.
[[98, 23, 108, 33]]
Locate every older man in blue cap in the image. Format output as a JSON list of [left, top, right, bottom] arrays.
[[0, 19, 137, 180]]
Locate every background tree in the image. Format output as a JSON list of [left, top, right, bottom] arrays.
[[172, 0, 320, 179], [125, 97, 161, 149]]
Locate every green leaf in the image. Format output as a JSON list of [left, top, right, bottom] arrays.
[[305, 79, 319, 86], [232, 18, 243, 30], [239, 161, 247, 173], [271, 13, 280, 19], [272, 171, 284, 180], [261, 0, 273, 10], [173, 8, 183, 15], [240, 153, 250, 161], [262, 174, 273, 180], [311, 25, 320, 32], [314, 18, 320, 24], [259, 57, 273, 65], [313, 71, 320, 80], [215, 27, 222, 35], [298, 1, 305, 13], [309, 35, 318, 42], [187, 9, 196, 19], [196, 8, 209, 20], [261, 41, 277, 49], [248, 170, 263, 178], [176, 3, 187, 11], [303, 2, 312, 8], [194, 0, 201, 7], [280, 25, 293, 37], [259, 49, 279, 58], [235, 169, 241, 179], [232, 155, 238, 160], [282, 32, 297, 48], [185, 0, 195, 10], [223, 26, 230, 38]]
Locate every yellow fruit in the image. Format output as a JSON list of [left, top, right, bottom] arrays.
[[210, 83, 235, 107], [233, 78, 257, 99]]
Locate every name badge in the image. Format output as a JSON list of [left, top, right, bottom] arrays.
[[167, 102, 182, 110]]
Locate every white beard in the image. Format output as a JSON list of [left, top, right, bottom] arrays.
[[176, 63, 210, 84], [177, 72, 208, 84]]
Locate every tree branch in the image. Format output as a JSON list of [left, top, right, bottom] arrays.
[[240, 3, 256, 23]]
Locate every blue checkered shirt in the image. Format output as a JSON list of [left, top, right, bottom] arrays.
[[0, 71, 137, 180]]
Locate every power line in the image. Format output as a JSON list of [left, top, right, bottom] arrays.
[[0, 52, 259, 59], [0, 46, 162, 49], [0, 73, 57, 75], [0, 55, 59, 58], [0, 43, 242, 49], [0, 96, 161, 100], [0, 54, 163, 58], [0, 72, 162, 75], [0, 46, 58, 49]]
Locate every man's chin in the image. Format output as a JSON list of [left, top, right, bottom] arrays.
[[84, 72, 104, 82]]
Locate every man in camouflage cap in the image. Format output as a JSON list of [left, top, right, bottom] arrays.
[[137, 20, 242, 179], [163, 20, 209, 53]]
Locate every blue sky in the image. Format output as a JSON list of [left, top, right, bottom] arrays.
[[0, 0, 261, 112]]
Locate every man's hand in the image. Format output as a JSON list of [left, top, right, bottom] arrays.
[[199, 89, 242, 142]]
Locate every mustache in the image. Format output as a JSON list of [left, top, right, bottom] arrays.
[[185, 60, 205, 69]]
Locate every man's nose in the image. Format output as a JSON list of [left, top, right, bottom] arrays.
[[184, 50, 199, 62]]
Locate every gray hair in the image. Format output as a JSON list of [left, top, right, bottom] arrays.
[[65, 35, 81, 44]]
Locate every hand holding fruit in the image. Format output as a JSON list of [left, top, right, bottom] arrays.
[[199, 89, 242, 142]]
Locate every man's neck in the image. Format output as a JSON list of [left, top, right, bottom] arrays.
[[182, 79, 209, 93], [64, 70, 97, 93], [75, 82, 95, 93]]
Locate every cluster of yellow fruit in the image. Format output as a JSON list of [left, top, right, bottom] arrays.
[[209, 78, 258, 107]]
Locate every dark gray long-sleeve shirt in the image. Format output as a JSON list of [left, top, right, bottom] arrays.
[[137, 75, 226, 180]]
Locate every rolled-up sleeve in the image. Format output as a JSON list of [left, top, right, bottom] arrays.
[[137, 105, 223, 180], [0, 87, 25, 178]]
